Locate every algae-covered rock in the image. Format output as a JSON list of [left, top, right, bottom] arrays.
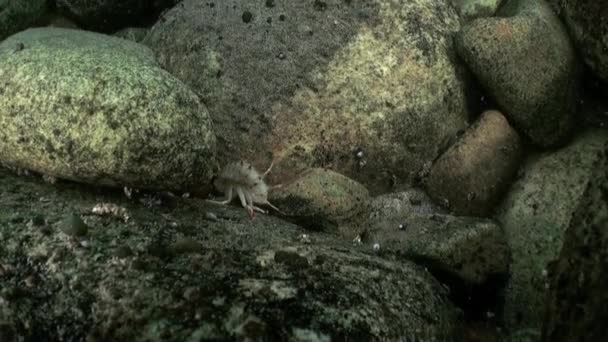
[[455, 0, 579, 147], [0, 27, 216, 191], [495, 129, 608, 333], [541, 139, 608, 342], [0, 0, 47, 41], [143, 0, 469, 194], [270, 168, 370, 231], [0, 167, 462, 340]]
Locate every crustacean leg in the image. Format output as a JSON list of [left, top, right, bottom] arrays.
[[235, 186, 255, 219], [206, 186, 233, 205]]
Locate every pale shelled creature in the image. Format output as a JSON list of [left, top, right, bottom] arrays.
[[207, 159, 282, 218]]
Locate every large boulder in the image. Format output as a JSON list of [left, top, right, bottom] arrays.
[[143, 0, 470, 194], [0, 0, 47, 41], [0, 28, 216, 191], [541, 130, 608, 341], [495, 129, 608, 335], [455, 0, 580, 147], [550, 0, 608, 83], [0, 167, 462, 340]]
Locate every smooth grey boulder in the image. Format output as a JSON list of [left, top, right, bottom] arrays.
[[0, 167, 462, 340], [0, 28, 216, 191], [495, 129, 608, 334], [143, 0, 470, 194], [455, 0, 579, 147]]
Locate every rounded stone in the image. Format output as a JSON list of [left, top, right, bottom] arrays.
[[455, 0, 579, 147], [270, 168, 370, 230], [0, 28, 216, 191], [426, 110, 523, 216], [59, 213, 88, 237]]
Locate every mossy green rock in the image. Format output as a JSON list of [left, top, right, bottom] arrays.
[[0, 28, 216, 191], [143, 0, 469, 194], [0, 167, 461, 340], [270, 168, 370, 231], [455, 0, 579, 147], [0, 0, 47, 41], [495, 129, 608, 333]]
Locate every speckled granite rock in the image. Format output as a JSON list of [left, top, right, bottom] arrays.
[[270, 168, 370, 232], [143, 0, 470, 194], [495, 129, 608, 334], [0, 0, 47, 41], [0, 28, 216, 191], [550, 0, 608, 83], [541, 139, 608, 342], [455, 0, 579, 147], [426, 110, 523, 216], [0, 167, 462, 340]]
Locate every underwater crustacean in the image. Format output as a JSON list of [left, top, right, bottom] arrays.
[[207, 159, 282, 218]]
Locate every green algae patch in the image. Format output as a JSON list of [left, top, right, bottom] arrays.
[[0, 27, 216, 191]]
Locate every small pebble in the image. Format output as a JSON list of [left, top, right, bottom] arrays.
[[299, 233, 311, 244], [204, 212, 218, 221], [59, 213, 88, 237], [169, 238, 203, 255], [113, 245, 134, 258]]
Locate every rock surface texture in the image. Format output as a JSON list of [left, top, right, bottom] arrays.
[[550, 0, 608, 83], [143, 0, 470, 193], [0, 28, 216, 191], [540, 133, 608, 341], [495, 129, 608, 335], [0, 0, 47, 41], [56, 0, 178, 32], [0, 168, 462, 341]]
